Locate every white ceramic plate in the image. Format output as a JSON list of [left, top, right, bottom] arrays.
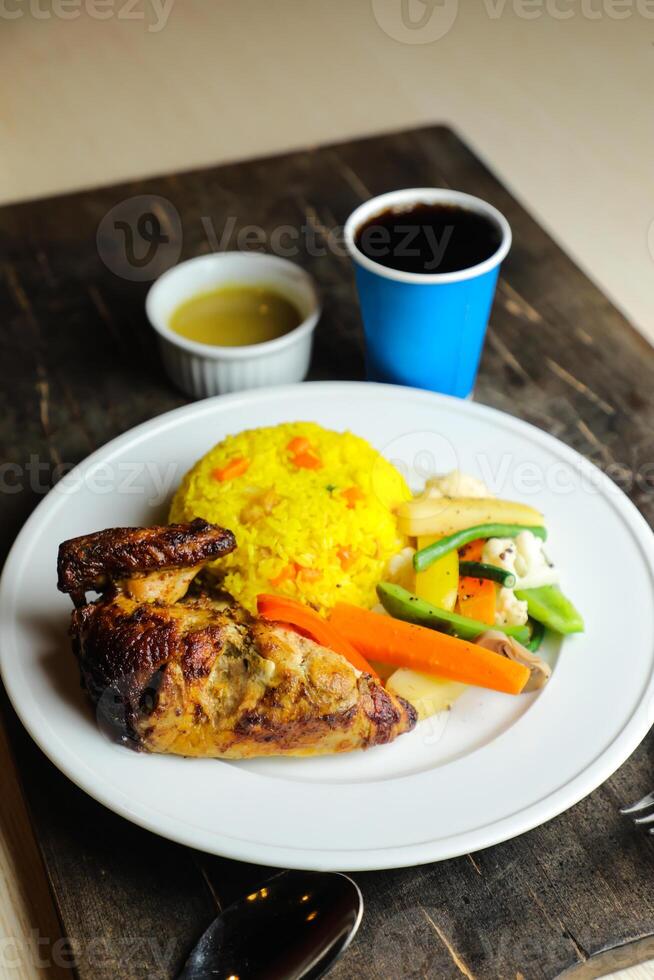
[[2, 382, 653, 871]]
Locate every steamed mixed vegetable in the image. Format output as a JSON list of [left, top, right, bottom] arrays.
[[259, 470, 583, 724]]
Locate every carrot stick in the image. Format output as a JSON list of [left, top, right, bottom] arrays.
[[257, 594, 378, 678], [292, 451, 322, 470], [337, 547, 358, 570], [457, 576, 496, 625], [268, 563, 298, 588], [287, 436, 310, 454], [329, 603, 529, 695], [456, 538, 496, 624], [342, 486, 365, 509], [459, 538, 485, 562], [212, 457, 250, 482]]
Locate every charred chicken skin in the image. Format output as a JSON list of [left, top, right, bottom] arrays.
[[57, 520, 417, 758]]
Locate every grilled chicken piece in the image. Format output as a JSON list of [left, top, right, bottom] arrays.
[[57, 519, 236, 607], [58, 522, 416, 758]]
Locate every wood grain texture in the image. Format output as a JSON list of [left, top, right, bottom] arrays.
[[1, 125, 653, 979], [0, 719, 70, 980]]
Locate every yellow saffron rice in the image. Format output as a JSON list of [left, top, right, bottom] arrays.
[[169, 422, 410, 614]]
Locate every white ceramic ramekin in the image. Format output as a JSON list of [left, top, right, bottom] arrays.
[[146, 252, 321, 398]]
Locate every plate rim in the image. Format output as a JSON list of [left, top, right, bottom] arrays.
[[2, 381, 654, 871]]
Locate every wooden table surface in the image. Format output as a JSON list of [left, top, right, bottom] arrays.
[[1, 125, 654, 980]]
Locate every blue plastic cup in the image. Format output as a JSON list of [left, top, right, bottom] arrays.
[[344, 188, 511, 398]]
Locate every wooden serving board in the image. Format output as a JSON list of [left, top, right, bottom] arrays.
[[1, 126, 654, 980]]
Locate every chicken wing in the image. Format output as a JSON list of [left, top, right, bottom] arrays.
[[58, 521, 417, 758], [57, 518, 236, 606]]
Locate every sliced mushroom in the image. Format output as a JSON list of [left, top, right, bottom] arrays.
[[477, 630, 552, 692]]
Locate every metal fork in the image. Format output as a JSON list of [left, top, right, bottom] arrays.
[[620, 790, 654, 830]]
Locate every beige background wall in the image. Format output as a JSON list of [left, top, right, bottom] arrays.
[[0, 4, 652, 978], [0, 0, 653, 343]]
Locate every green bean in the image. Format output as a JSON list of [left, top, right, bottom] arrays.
[[413, 523, 547, 573], [376, 582, 531, 644], [525, 618, 545, 652], [458, 561, 516, 588]]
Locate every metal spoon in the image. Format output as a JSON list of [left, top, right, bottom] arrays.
[[177, 870, 363, 980]]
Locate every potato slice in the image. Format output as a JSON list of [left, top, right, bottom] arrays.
[[396, 496, 544, 537], [386, 668, 467, 721]]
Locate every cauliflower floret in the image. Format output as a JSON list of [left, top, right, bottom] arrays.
[[482, 531, 558, 591], [482, 530, 558, 627], [424, 470, 491, 500], [495, 587, 529, 626], [482, 537, 518, 578], [386, 547, 416, 591], [514, 531, 559, 589], [481, 531, 559, 626]]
